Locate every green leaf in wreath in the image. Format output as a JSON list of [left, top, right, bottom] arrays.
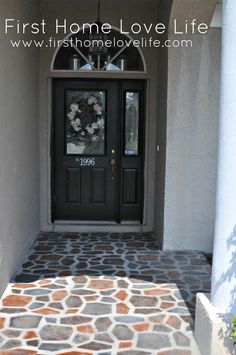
[[83, 142, 97, 155]]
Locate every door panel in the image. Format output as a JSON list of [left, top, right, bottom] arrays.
[[123, 169, 139, 204], [90, 168, 106, 204], [52, 79, 145, 222], [53, 79, 118, 220], [66, 168, 81, 203]]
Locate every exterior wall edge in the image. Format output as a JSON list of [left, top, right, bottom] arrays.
[[194, 293, 234, 355]]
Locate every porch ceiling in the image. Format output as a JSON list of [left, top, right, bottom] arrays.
[[169, 0, 218, 32]]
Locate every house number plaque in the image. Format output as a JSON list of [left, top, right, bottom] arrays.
[[76, 158, 96, 166]]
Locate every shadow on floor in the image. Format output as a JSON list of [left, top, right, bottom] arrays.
[[0, 232, 211, 354], [13, 233, 211, 320]]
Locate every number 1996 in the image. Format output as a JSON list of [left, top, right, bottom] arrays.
[[79, 158, 96, 166]]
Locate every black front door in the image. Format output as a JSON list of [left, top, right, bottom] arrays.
[[52, 79, 145, 222]]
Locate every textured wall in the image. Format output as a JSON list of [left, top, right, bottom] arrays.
[[169, 0, 217, 32], [163, 29, 221, 252], [0, 0, 40, 295]]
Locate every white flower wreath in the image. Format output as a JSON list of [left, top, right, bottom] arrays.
[[68, 96, 104, 136]]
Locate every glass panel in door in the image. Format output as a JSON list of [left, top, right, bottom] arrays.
[[66, 90, 105, 155], [124, 91, 140, 156]]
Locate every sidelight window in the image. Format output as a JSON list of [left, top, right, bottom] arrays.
[[124, 91, 140, 156]]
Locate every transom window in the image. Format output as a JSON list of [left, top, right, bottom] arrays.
[[52, 28, 145, 72]]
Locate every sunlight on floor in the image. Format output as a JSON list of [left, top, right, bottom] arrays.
[[0, 233, 211, 354]]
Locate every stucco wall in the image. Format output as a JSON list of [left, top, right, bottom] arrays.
[[163, 29, 221, 252], [0, 0, 40, 295]]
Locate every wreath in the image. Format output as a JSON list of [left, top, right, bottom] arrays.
[[67, 95, 104, 145]]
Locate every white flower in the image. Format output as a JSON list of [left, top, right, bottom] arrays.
[[67, 111, 76, 121], [97, 118, 104, 129], [71, 119, 81, 132], [86, 125, 95, 135], [93, 103, 102, 115], [70, 103, 79, 112], [68, 103, 82, 121], [88, 96, 97, 105], [92, 122, 98, 129]]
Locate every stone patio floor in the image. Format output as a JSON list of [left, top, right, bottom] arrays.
[[0, 232, 211, 355]]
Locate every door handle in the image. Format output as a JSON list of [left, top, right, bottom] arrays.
[[111, 158, 116, 180]]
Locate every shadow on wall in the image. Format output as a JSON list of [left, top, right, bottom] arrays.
[[213, 225, 236, 351]]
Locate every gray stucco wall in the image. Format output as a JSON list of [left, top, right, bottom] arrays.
[[163, 29, 221, 251], [0, 0, 40, 295]]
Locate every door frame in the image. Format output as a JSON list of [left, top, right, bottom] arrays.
[[40, 70, 158, 234], [51, 78, 146, 224]]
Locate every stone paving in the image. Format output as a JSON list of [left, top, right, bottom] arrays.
[[0, 232, 211, 354]]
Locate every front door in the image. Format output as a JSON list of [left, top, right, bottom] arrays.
[[52, 79, 145, 222]]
